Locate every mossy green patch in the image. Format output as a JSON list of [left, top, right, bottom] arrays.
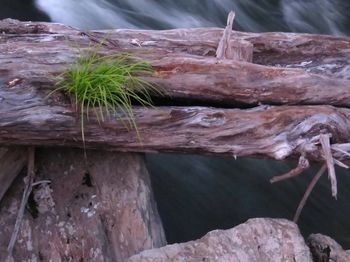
[[54, 50, 161, 142]]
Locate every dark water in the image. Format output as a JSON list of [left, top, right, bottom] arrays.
[[1, 0, 49, 22], [2, 0, 350, 248], [146, 155, 350, 247]]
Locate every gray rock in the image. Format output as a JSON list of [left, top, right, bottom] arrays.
[[128, 218, 312, 262], [308, 233, 350, 262]]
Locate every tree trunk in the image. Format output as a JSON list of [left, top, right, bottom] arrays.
[[0, 105, 350, 162], [0, 148, 165, 261]]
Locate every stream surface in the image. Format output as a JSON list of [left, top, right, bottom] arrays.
[[2, 0, 350, 248]]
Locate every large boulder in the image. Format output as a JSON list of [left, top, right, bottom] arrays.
[[129, 218, 312, 262]]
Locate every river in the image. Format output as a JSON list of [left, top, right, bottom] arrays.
[[1, 0, 350, 248]]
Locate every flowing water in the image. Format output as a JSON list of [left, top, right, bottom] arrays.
[[34, 0, 350, 34], [2, 0, 350, 248]]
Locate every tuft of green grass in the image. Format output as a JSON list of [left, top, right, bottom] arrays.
[[55, 51, 160, 142]]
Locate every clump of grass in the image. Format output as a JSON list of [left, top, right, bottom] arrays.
[[55, 51, 160, 141]]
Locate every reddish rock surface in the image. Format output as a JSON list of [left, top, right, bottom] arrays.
[[0, 149, 165, 261]]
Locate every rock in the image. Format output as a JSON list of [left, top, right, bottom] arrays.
[[128, 218, 312, 262], [0, 148, 166, 262], [307, 233, 350, 262]]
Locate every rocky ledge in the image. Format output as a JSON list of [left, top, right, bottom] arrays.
[[129, 218, 349, 262]]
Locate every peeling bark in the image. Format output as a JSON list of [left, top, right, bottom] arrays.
[[1, 104, 350, 162], [1, 19, 350, 107]]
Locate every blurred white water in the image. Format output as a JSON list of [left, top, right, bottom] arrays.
[[281, 0, 347, 35], [35, 0, 349, 34], [35, 0, 137, 29]]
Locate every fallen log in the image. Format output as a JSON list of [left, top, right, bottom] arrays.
[[1, 19, 350, 163], [1, 103, 350, 162], [1, 19, 350, 107]]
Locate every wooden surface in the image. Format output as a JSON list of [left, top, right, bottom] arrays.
[[0, 19, 350, 162], [0, 104, 350, 161], [1, 19, 350, 106]]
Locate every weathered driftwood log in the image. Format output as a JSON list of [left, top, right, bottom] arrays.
[[1, 103, 350, 162], [0, 147, 27, 201], [0, 149, 165, 261], [1, 19, 350, 162], [215, 11, 253, 62], [1, 19, 350, 106]]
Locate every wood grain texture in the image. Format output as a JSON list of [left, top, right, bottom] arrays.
[[1, 19, 350, 106], [0, 19, 350, 161], [1, 103, 350, 161]]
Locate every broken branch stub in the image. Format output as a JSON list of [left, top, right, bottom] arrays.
[[319, 134, 338, 198], [216, 11, 235, 59], [270, 155, 310, 183], [216, 11, 253, 62], [271, 132, 350, 222]]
